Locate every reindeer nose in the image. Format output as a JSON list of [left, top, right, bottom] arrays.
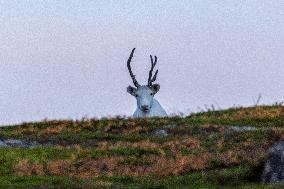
[[141, 105, 150, 112]]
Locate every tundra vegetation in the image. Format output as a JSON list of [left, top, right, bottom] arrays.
[[0, 105, 284, 188]]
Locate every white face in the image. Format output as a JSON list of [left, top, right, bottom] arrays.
[[127, 84, 160, 113]]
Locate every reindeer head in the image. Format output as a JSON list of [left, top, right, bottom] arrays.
[[126, 48, 160, 113]]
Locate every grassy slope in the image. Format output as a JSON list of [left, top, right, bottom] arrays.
[[0, 105, 284, 188]]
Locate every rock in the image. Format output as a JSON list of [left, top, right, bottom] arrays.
[[2, 139, 39, 148], [4, 139, 24, 146], [262, 141, 284, 183], [0, 140, 8, 147], [149, 125, 177, 137], [227, 125, 257, 132], [153, 129, 169, 137], [25, 141, 39, 148]]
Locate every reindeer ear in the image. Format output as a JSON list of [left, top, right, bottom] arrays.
[[127, 85, 137, 96], [151, 84, 160, 94]]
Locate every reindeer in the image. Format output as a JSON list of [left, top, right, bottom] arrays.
[[126, 48, 167, 118]]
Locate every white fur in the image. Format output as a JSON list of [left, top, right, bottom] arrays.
[[133, 98, 167, 117], [127, 85, 167, 118]]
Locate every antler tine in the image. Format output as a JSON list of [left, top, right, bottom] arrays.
[[151, 69, 158, 83], [148, 55, 158, 86], [127, 48, 140, 87]]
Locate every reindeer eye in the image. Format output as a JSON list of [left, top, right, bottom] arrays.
[[150, 93, 153, 96], [135, 94, 138, 97]]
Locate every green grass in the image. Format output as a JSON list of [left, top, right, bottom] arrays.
[[0, 105, 284, 188], [0, 147, 74, 175], [0, 176, 98, 189]]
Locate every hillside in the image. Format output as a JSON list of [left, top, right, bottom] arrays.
[[0, 105, 284, 188]]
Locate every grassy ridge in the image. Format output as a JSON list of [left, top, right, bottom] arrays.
[[0, 105, 284, 188]]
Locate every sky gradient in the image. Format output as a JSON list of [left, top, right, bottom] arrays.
[[0, 1, 284, 125]]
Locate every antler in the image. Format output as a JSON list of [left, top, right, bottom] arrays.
[[127, 48, 140, 87], [148, 55, 159, 86]]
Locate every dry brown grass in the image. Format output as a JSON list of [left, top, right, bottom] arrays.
[[10, 152, 211, 178], [39, 123, 82, 135], [102, 120, 150, 135], [96, 140, 159, 151], [232, 106, 283, 120], [183, 137, 201, 149], [14, 159, 44, 176], [145, 153, 211, 177], [163, 138, 202, 155], [75, 156, 125, 178], [216, 151, 240, 166], [113, 140, 159, 150], [11, 145, 271, 178], [199, 125, 225, 132], [96, 141, 110, 150], [47, 160, 71, 175]]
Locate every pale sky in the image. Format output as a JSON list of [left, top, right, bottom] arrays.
[[0, 1, 284, 125]]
